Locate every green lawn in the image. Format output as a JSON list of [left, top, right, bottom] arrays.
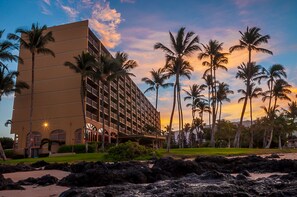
[[158, 148, 297, 158], [1, 148, 297, 165]]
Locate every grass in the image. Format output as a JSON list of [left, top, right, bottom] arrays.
[[1, 148, 297, 165], [157, 148, 297, 158]]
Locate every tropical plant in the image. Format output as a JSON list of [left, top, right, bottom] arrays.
[[154, 27, 201, 151], [8, 23, 55, 157], [0, 30, 21, 67], [234, 62, 264, 147], [198, 39, 227, 147], [184, 84, 206, 124], [262, 64, 287, 111], [64, 51, 96, 153], [40, 138, 65, 155], [216, 82, 233, 127], [142, 67, 172, 147], [0, 65, 29, 101], [229, 26, 272, 148]]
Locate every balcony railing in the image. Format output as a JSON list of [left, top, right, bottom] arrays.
[[86, 111, 98, 121], [86, 84, 98, 96]]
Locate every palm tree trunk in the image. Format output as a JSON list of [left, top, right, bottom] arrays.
[[81, 78, 88, 153], [176, 83, 182, 148], [155, 86, 159, 148], [234, 84, 249, 148], [265, 127, 273, 148], [218, 102, 222, 133], [249, 97, 253, 148], [167, 83, 177, 152], [266, 97, 277, 149], [210, 56, 216, 147], [28, 52, 35, 158], [0, 142, 6, 161], [208, 87, 211, 126], [177, 85, 184, 148]]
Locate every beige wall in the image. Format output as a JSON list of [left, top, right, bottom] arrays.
[[12, 21, 89, 153]]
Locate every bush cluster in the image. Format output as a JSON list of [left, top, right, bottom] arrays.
[[106, 141, 153, 161], [58, 144, 95, 153]]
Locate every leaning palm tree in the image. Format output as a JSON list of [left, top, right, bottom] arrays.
[[198, 39, 226, 147], [0, 30, 22, 67], [154, 27, 201, 151], [8, 24, 55, 157], [113, 52, 137, 146], [64, 51, 96, 153], [0, 65, 29, 101], [234, 62, 264, 147], [142, 67, 172, 148], [229, 26, 272, 147], [265, 79, 291, 148], [183, 84, 206, 124]]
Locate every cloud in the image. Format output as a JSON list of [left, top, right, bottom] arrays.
[[41, 4, 52, 15], [89, 1, 121, 48], [60, 4, 79, 20], [43, 0, 51, 6]]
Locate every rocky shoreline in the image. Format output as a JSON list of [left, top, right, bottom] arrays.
[[1, 154, 297, 196]]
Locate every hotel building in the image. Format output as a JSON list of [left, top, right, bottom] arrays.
[[11, 20, 161, 155]]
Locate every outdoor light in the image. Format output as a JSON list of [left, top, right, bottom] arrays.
[[43, 122, 48, 128]]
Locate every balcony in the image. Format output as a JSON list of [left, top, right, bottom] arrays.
[[120, 117, 125, 123], [86, 84, 98, 96], [86, 111, 98, 121], [86, 97, 98, 109], [110, 91, 117, 99]]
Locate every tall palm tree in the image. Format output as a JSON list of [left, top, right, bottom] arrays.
[[238, 83, 262, 148], [265, 79, 291, 148], [142, 67, 172, 147], [262, 64, 287, 111], [284, 101, 297, 122], [8, 23, 55, 157], [229, 26, 272, 147], [0, 65, 29, 101], [203, 74, 212, 126], [234, 62, 264, 147], [154, 27, 201, 151], [113, 52, 137, 146], [183, 84, 206, 123], [195, 100, 210, 127], [64, 52, 96, 153], [165, 59, 194, 148], [198, 40, 225, 147], [0, 30, 22, 67]]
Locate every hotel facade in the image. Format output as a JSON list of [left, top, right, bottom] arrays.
[[11, 20, 161, 155]]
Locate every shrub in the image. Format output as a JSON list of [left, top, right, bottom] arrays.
[[4, 149, 14, 158], [106, 141, 153, 161], [0, 137, 14, 149], [58, 144, 95, 153]]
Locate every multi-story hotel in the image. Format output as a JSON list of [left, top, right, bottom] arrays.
[[11, 20, 162, 156]]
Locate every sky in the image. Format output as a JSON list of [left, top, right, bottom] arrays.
[[0, 0, 297, 137]]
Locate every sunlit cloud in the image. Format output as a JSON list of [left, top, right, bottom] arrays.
[[43, 0, 51, 6], [120, 0, 136, 3], [60, 4, 79, 21]]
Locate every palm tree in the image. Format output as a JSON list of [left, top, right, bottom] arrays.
[[64, 52, 96, 153], [265, 79, 291, 148], [154, 27, 201, 151], [234, 62, 264, 147], [216, 82, 234, 126], [142, 67, 172, 147], [0, 65, 29, 101], [40, 138, 65, 155], [8, 24, 55, 158], [0, 30, 22, 67], [164, 59, 194, 148], [262, 64, 287, 111], [203, 74, 212, 126], [284, 101, 297, 122], [198, 40, 226, 147], [229, 26, 272, 147], [113, 52, 137, 146], [183, 84, 206, 124]]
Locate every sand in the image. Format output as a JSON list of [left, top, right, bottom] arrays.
[[1, 170, 70, 197]]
